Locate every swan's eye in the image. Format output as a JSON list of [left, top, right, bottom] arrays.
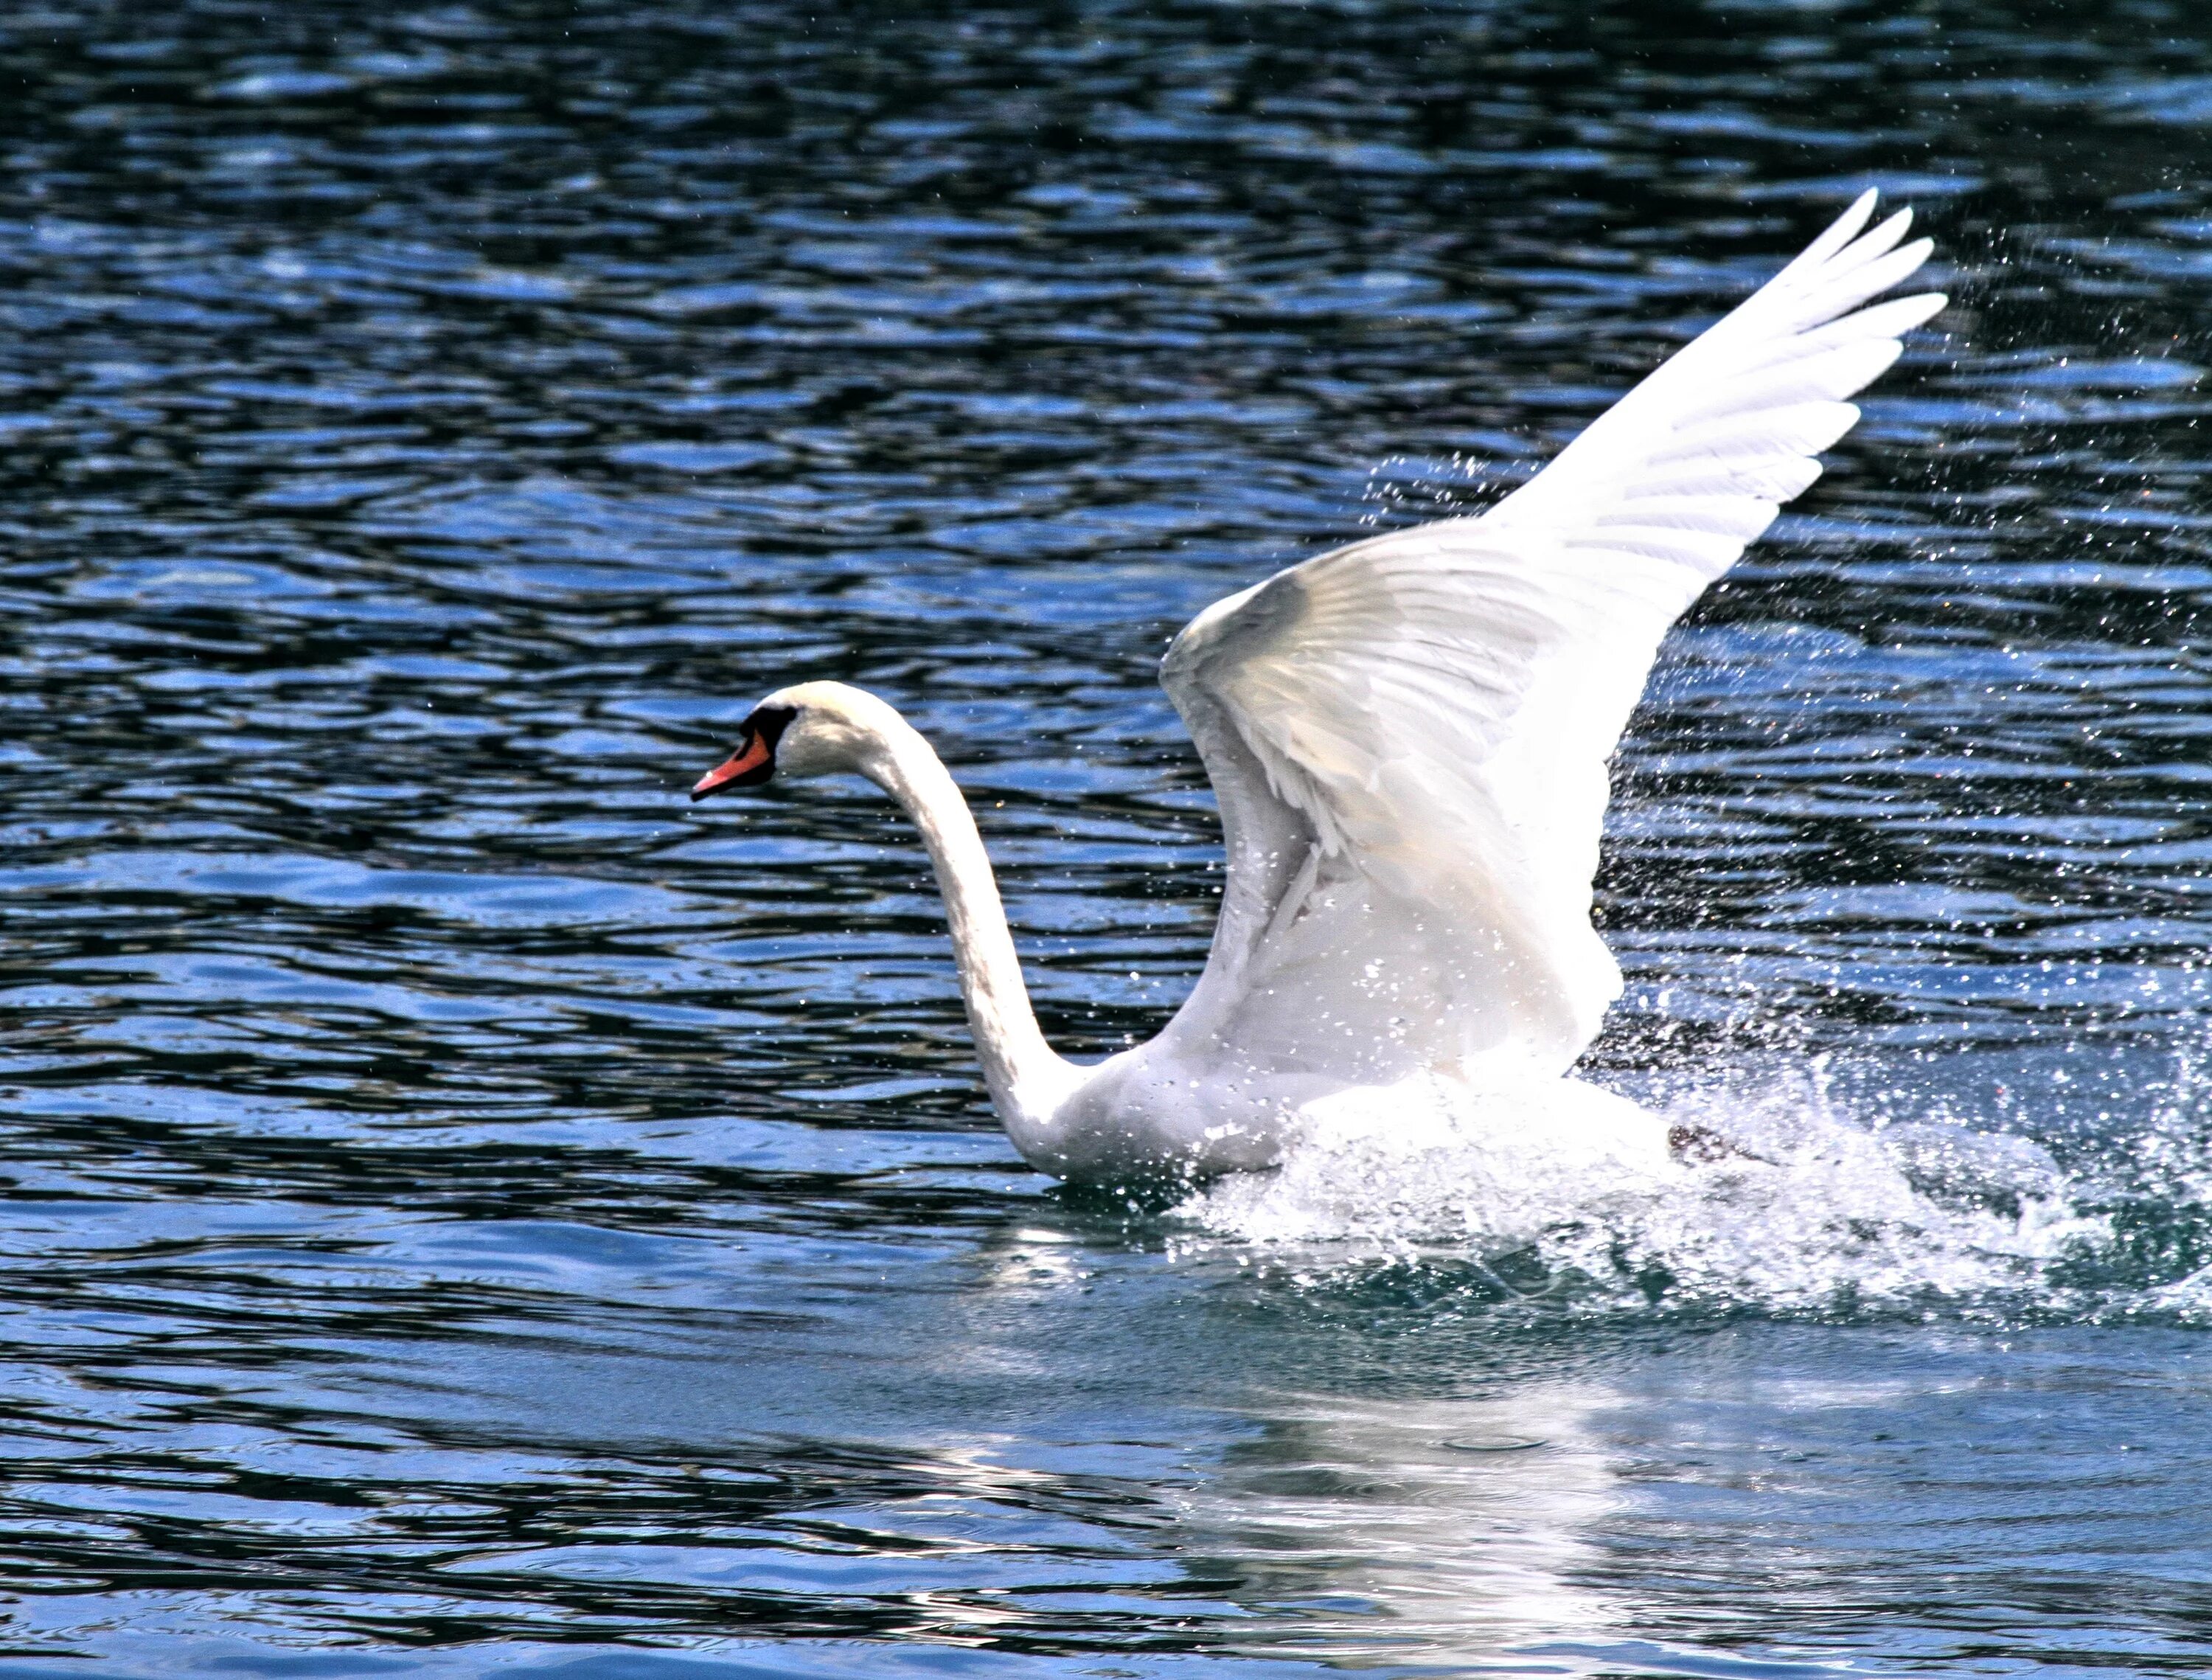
[[691, 705, 798, 800]]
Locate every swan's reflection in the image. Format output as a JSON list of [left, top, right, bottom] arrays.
[[959, 1221, 1628, 1664], [1173, 1384, 1623, 1662]]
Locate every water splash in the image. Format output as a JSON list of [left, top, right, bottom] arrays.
[[1172, 1057, 2133, 1319]]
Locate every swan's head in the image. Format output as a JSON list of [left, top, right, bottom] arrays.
[[689, 680, 901, 799]]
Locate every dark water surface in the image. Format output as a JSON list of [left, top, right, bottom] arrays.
[[6, 1, 2212, 1674]]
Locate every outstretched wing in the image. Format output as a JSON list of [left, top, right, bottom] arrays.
[[1158, 191, 1944, 1087]]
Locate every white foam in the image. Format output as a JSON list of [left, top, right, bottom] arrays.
[[1172, 1061, 2112, 1315]]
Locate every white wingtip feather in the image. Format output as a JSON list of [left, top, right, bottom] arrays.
[[1830, 208, 1916, 277], [1779, 190, 1882, 281], [1891, 290, 1949, 331]]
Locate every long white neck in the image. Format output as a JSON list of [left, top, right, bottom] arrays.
[[856, 715, 1077, 1148]]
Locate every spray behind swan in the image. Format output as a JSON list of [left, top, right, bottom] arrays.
[[690, 192, 1944, 1185]]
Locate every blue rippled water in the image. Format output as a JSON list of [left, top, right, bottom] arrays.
[[4, 1, 2212, 1675]]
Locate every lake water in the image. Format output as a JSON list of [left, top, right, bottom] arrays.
[[4, 2, 2212, 1675]]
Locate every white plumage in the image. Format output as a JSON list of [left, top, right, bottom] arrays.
[[692, 191, 1945, 1183]]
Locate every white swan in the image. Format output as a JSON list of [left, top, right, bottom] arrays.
[[689, 192, 1944, 1184]]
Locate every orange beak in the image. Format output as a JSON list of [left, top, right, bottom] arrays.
[[691, 732, 773, 800]]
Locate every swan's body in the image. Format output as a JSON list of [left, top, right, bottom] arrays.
[[692, 193, 1944, 1184]]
